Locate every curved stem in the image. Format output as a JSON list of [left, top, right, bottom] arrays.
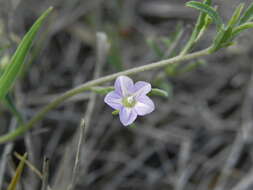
[[0, 47, 212, 144]]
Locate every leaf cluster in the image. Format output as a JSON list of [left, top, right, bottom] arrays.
[[186, 1, 253, 52]]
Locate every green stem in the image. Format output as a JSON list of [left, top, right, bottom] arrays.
[[0, 47, 212, 144], [180, 39, 195, 56]]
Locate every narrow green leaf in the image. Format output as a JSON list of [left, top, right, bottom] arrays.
[[204, 0, 212, 6], [3, 94, 24, 124], [232, 22, 253, 37], [165, 63, 179, 76], [238, 2, 253, 25], [0, 7, 53, 100], [227, 3, 245, 28], [0, 62, 23, 123], [153, 77, 173, 98], [179, 59, 206, 74], [129, 123, 137, 128], [160, 38, 172, 48], [195, 14, 212, 42], [7, 153, 27, 190], [146, 38, 164, 58], [180, 0, 212, 55], [170, 22, 184, 42], [112, 110, 119, 115], [163, 23, 184, 57], [148, 88, 169, 98], [221, 27, 233, 44], [186, 1, 223, 28], [210, 4, 246, 52], [211, 26, 233, 51], [210, 28, 225, 52], [193, 0, 212, 39]]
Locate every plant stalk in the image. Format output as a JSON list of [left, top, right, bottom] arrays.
[[0, 47, 212, 144]]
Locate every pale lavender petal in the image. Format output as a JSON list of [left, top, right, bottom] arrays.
[[114, 76, 134, 97], [134, 95, 155, 116], [119, 107, 137, 126], [133, 81, 151, 98], [104, 91, 122, 110]]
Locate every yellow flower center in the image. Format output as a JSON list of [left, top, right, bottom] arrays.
[[122, 96, 136, 108]]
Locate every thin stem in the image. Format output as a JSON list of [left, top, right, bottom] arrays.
[[67, 120, 86, 190], [180, 36, 196, 56], [0, 47, 212, 144], [41, 157, 50, 190], [180, 28, 205, 56]]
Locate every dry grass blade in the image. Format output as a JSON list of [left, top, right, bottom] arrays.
[[14, 152, 43, 179], [7, 153, 27, 190], [67, 120, 86, 190], [41, 157, 50, 190], [0, 119, 17, 189], [67, 32, 109, 190]]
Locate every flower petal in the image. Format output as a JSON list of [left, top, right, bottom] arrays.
[[119, 107, 137, 126], [133, 81, 151, 98], [114, 76, 134, 97], [134, 95, 155, 116], [104, 91, 122, 110]]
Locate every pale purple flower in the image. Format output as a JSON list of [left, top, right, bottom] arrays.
[[104, 76, 155, 126]]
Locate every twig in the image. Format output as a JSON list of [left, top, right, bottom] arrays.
[[67, 32, 109, 190], [67, 120, 86, 190], [0, 119, 17, 190], [14, 152, 43, 179], [41, 157, 50, 190]]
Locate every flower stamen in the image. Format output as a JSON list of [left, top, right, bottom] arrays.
[[122, 96, 136, 108]]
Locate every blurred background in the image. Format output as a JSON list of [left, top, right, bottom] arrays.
[[1, 0, 253, 189]]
